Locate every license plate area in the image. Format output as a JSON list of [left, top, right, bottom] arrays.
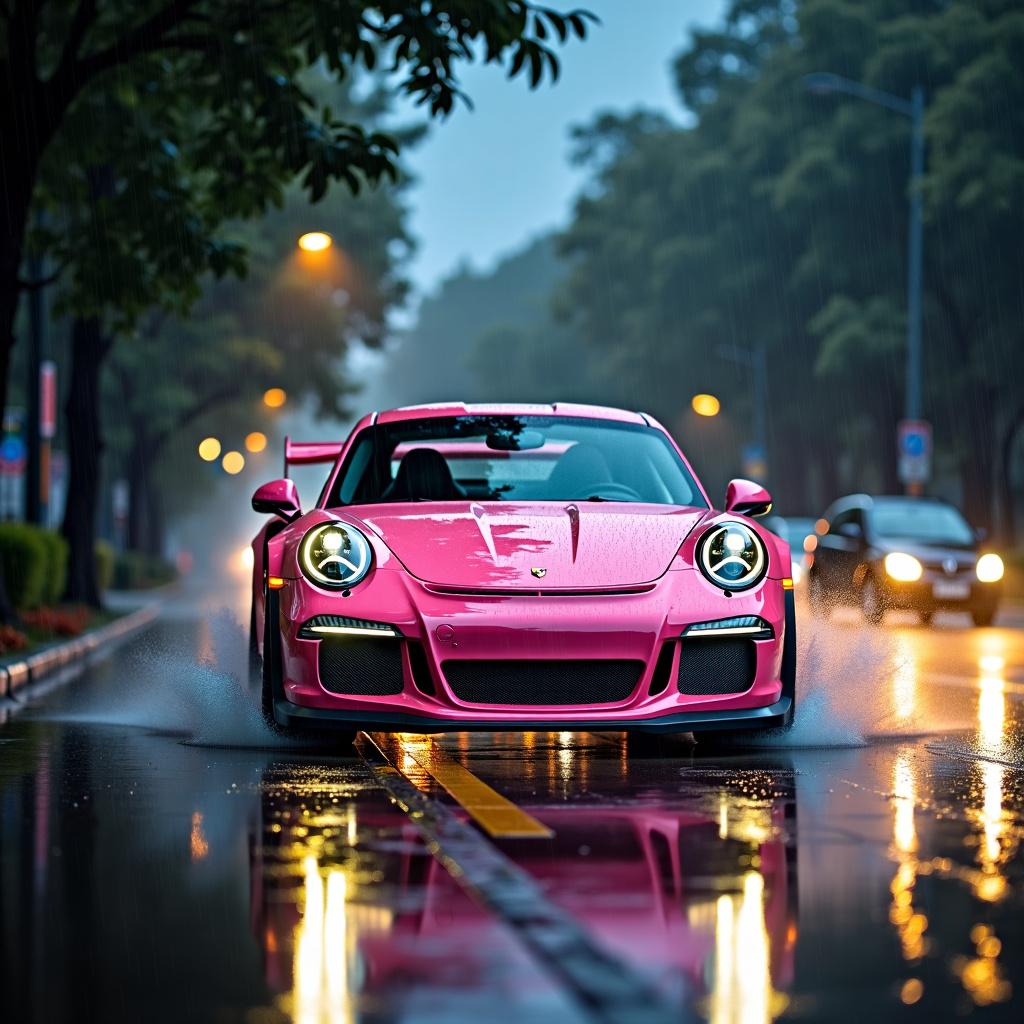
[[933, 580, 970, 600]]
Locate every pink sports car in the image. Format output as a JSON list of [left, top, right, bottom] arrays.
[[249, 403, 796, 743]]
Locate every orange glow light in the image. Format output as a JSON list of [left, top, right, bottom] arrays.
[[691, 393, 721, 417], [782, 577, 794, 590], [263, 388, 287, 409], [222, 451, 245, 475], [245, 431, 268, 453], [297, 231, 333, 252], [268, 576, 286, 590]]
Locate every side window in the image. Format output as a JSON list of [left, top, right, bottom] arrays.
[[828, 510, 853, 534]]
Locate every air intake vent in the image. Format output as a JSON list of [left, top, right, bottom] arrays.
[[443, 660, 642, 706], [318, 637, 404, 696], [677, 639, 755, 696]]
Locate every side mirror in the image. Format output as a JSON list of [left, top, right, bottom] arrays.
[[725, 478, 773, 517], [252, 479, 301, 522]]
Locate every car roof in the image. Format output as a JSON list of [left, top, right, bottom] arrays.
[[824, 493, 959, 517], [374, 402, 650, 426]]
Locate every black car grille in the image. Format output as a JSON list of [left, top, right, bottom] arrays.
[[677, 639, 756, 696], [318, 637, 405, 696], [442, 659, 643, 706]]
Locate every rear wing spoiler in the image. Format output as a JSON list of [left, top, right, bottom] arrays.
[[284, 436, 344, 476]]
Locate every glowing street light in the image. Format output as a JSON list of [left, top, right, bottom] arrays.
[[297, 231, 332, 253], [245, 431, 268, 453], [692, 393, 721, 417], [263, 387, 287, 409], [198, 437, 222, 461], [222, 451, 245, 475]]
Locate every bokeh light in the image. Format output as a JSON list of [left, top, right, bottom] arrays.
[[222, 451, 245, 475], [297, 231, 332, 252], [198, 437, 221, 461], [691, 393, 721, 417], [263, 388, 287, 409], [245, 431, 268, 453]]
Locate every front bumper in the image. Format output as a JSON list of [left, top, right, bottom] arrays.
[[270, 565, 792, 732], [877, 571, 1001, 612]]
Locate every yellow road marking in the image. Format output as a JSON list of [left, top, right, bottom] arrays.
[[389, 735, 553, 839]]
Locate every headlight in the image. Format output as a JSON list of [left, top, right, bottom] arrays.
[[976, 553, 1004, 583], [697, 522, 768, 591], [884, 552, 922, 582], [298, 522, 372, 589]]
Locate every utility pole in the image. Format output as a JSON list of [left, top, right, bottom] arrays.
[[25, 248, 44, 525]]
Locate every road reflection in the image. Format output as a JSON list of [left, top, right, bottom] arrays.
[[250, 750, 798, 1023]]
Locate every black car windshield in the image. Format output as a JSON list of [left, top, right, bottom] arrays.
[[870, 500, 975, 546], [327, 415, 706, 507]]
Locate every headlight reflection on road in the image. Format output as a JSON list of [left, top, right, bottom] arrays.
[[710, 870, 787, 1024], [972, 651, 1009, 904], [889, 753, 928, 970]]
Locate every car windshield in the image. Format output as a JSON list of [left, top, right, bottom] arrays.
[[870, 500, 975, 546], [765, 516, 816, 547], [328, 415, 706, 507]]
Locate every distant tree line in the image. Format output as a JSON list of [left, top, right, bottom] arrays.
[[389, 0, 1024, 538]]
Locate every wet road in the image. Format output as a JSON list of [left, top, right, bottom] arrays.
[[2, 588, 1023, 1023]]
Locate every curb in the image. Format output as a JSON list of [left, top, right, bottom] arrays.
[[0, 604, 160, 698]]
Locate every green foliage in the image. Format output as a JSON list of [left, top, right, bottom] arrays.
[[113, 551, 177, 590], [45, 532, 70, 605], [16, 1, 595, 338], [0, 525, 62, 610], [555, 0, 1024, 520], [94, 541, 116, 594]]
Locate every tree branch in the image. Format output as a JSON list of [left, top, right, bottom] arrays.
[[56, 0, 204, 94]]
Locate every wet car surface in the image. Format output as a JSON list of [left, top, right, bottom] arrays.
[[2, 585, 1023, 1022]]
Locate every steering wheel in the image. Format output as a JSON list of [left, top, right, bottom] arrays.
[[580, 483, 644, 502]]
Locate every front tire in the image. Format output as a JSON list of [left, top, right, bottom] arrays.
[[972, 607, 996, 628], [860, 574, 885, 625], [260, 587, 356, 746]]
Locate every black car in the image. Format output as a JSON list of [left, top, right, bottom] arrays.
[[807, 494, 1003, 626]]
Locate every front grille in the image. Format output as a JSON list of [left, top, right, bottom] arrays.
[[443, 659, 642, 706], [318, 637, 405, 696], [677, 638, 755, 696]]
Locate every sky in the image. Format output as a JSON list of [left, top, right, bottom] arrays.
[[399, 0, 724, 298]]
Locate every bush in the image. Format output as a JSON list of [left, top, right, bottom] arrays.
[[0, 523, 58, 610], [94, 541, 115, 594], [45, 532, 69, 605], [113, 550, 177, 590]]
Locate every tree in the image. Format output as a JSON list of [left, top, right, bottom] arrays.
[[1, 1, 594, 605], [557, 0, 1024, 526]]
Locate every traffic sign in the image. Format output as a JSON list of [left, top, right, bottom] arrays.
[[897, 419, 931, 485]]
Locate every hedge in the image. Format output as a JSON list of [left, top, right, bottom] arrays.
[[0, 525, 121, 609], [113, 551, 177, 590], [0, 524, 50, 609]]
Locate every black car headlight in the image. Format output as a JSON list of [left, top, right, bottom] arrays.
[[298, 522, 372, 589], [697, 522, 768, 591]]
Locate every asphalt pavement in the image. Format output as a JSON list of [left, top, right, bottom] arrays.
[[1, 583, 1022, 1023]]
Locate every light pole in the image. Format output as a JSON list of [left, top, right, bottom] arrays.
[[717, 343, 768, 479], [803, 72, 926, 451]]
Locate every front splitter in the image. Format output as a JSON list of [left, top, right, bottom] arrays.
[[274, 694, 793, 735]]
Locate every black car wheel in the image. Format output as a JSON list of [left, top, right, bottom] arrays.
[[261, 587, 356, 746], [860, 573, 885, 625], [808, 569, 831, 619], [972, 607, 996, 628]]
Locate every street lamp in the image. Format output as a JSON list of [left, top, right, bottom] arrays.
[[803, 72, 926, 430], [717, 343, 768, 479], [297, 231, 332, 253]]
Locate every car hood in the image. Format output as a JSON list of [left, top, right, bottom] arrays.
[[346, 501, 708, 589]]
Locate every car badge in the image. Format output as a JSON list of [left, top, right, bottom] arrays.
[[531, 567, 547, 579], [943, 558, 958, 575]]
